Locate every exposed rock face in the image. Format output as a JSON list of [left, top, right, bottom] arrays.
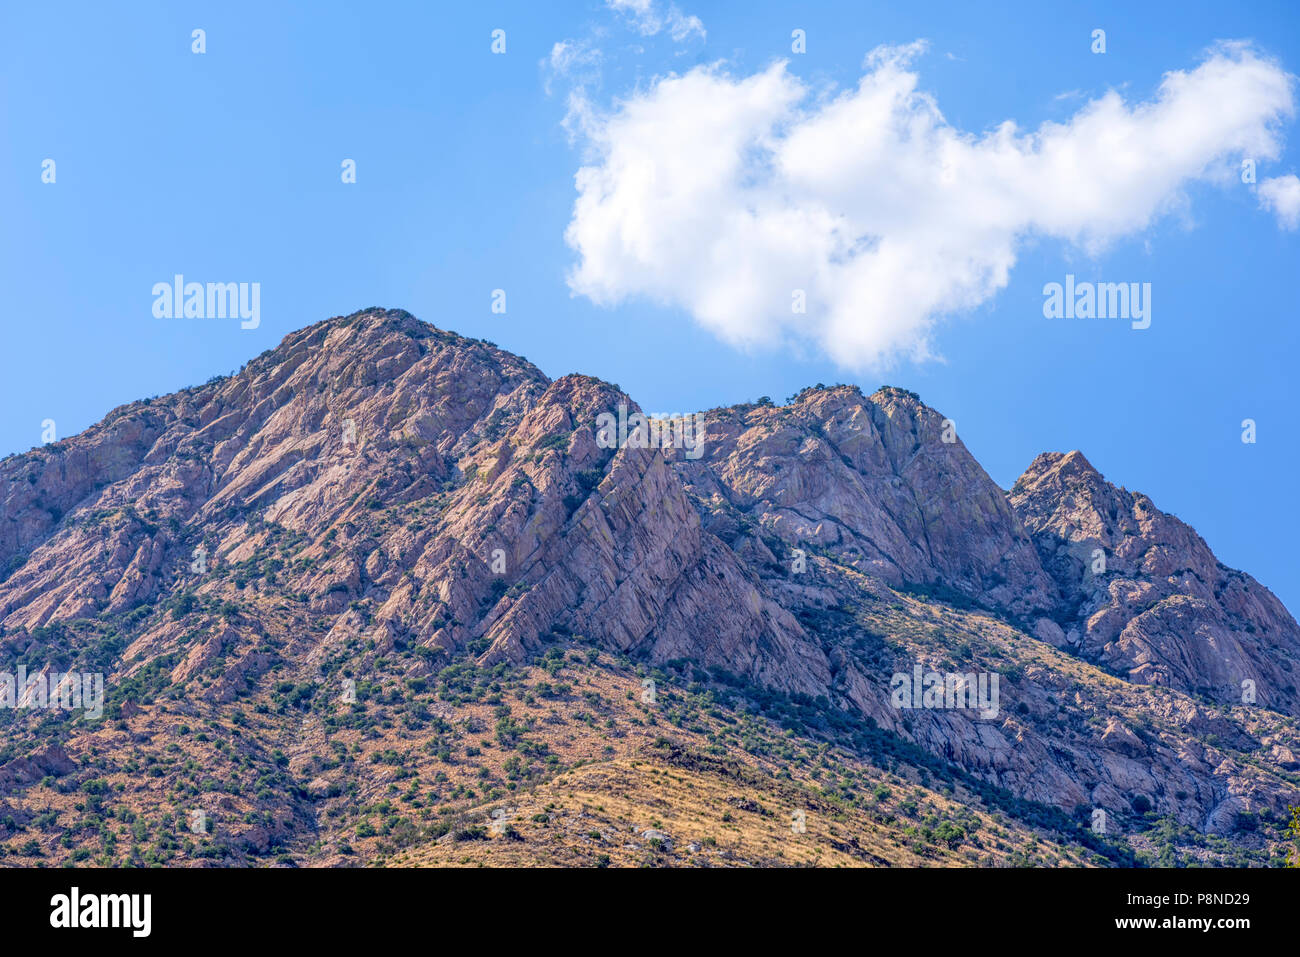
[[408, 372, 830, 695], [0, 745, 75, 793], [0, 308, 1297, 858], [665, 385, 1060, 620], [1011, 451, 1300, 712]]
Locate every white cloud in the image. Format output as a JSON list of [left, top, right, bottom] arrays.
[[1259, 173, 1300, 229], [564, 42, 1295, 368], [545, 39, 603, 98], [606, 0, 705, 42], [549, 39, 602, 76]]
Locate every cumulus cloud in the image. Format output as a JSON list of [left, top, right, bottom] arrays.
[[606, 0, 705, 42], [1259, 173, 1300, 229], [564, 42, 1295, 368]]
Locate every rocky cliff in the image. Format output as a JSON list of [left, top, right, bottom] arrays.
[[0, 308, 1296, 866]]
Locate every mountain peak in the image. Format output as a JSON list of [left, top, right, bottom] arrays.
[[1010, 445, 1300, 711], [868, 384, 924, 405], [1020, 449, 1100, 482]]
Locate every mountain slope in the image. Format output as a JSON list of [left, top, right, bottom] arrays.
[[0, 308, 1296, 867]]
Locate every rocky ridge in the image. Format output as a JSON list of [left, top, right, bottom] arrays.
[[0, 308, 1296, 866]]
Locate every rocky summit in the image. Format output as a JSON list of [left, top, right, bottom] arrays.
[[0, 307, 1296, 867]]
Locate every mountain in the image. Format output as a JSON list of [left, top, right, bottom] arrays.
[[1012, 451, 1300, 711], [0, 307, 1296, 867]]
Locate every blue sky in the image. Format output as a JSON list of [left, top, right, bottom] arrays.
[[2, 0, 1298, 609]]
